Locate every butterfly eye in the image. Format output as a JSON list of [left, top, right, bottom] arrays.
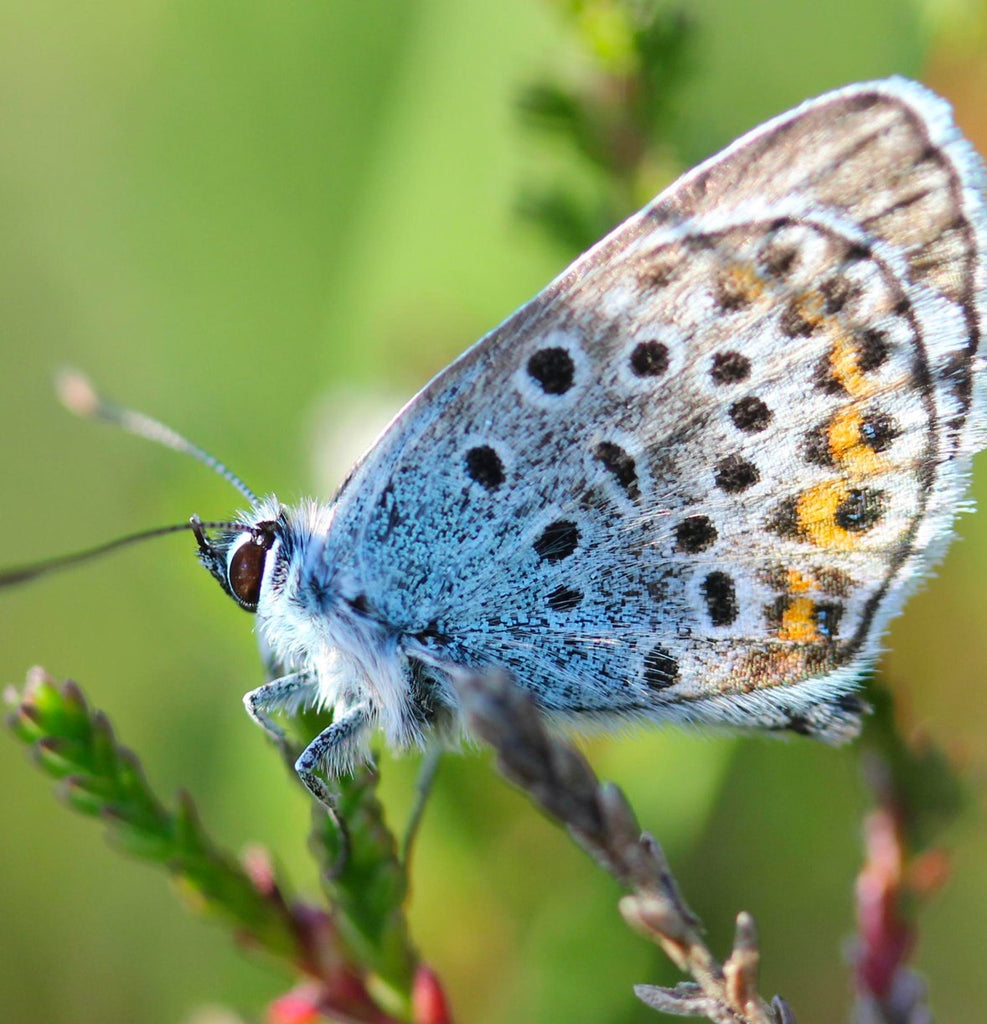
[[227, 525, 276, 610]]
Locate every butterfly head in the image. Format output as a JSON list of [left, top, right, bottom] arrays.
[[192, 503, 289, 614], [191, 497, 343, 661]]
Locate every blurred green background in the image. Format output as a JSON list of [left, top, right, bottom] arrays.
[[2, 1, 987, 1022]]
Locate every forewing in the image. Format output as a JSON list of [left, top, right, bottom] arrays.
[[326, 79, 987, 737]]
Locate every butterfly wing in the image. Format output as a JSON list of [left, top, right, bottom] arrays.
[[324, 78, 987, 740]]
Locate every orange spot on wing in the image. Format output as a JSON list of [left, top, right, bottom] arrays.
[[827, 407, 883, 476], [829, 330, 876, 398], [790, 291, 825, 331], [796, 480, 859, 551], [721, 263, 765, 304], [785, 568, 816, 594], [777, 596, 821, 643]]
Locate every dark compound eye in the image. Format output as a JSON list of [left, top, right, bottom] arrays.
[[227, 524, 276, 610]]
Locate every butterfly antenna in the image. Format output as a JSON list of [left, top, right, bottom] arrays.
[[56, 369, 260, 505], [0, 518, 240, 589]]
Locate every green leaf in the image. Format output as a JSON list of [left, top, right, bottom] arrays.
[[863, 679, 968, 851], [517, 0, 694, 254], [286, 709, 417, 1012], [7, 671, 305, 965]]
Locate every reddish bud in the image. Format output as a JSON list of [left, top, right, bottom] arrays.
[[413, 965, 454, 1024]]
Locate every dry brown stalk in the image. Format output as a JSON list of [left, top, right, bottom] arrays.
[[452, 669, 796, 1023]]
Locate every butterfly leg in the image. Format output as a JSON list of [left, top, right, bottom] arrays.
[[292, 707, 372, 878], [243, 671, 316, 757], [294, 704, 371, 809], [401, 745, 442, 867]]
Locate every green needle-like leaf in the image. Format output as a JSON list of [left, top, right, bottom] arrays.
[[519, 1, 694, 253], [7, 669, 303, 964], [285, 708, 418, 1015], [7, 669, 429, 1021]]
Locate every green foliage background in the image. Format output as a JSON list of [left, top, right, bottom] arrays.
[[1, 2, 986, 1022]]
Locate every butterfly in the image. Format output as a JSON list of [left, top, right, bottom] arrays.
[[10, 78, 987, 804]]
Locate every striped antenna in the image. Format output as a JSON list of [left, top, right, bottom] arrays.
[[0, 374, 260, 589], [56, 369, 260, 505], [0, 518, 242, 588]]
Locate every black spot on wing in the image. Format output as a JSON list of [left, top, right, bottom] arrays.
[[527, 347, 575, 394]]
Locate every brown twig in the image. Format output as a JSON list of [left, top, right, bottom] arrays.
[[453, 669, 794, 1023]]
